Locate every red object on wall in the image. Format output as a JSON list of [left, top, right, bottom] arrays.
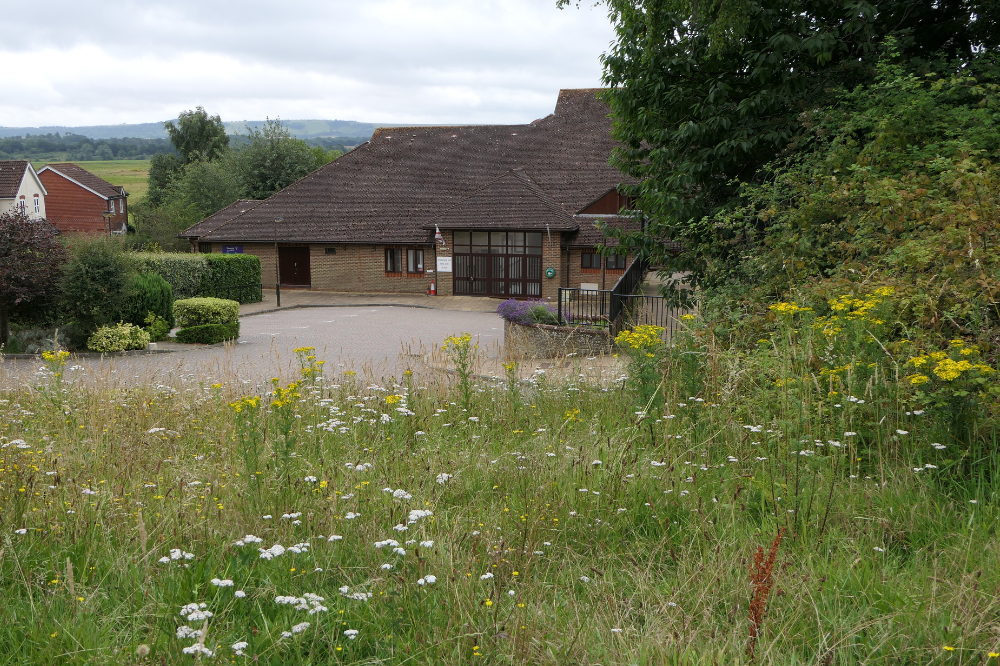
[[37, 163, 128, 234]]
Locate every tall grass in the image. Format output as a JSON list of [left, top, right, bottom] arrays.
[[0, 312, 997, 664]]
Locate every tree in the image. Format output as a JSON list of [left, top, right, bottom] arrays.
[[230, 118, 321, 199], [58, 237, 134, 348], [165, 106, 230, 164], [0, 210, 66, 345], [146, 152, 183, 207], [589, 0, 1000, 301]]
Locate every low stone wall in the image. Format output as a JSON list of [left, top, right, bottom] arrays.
[[503, 320, 612, 359]]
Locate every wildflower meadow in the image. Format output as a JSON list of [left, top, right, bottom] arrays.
[[2, 297, 999, 665]]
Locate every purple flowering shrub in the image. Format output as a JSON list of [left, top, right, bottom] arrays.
[[496, 299, 559, 325]]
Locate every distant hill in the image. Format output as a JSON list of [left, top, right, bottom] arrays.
[[0, 119, 381, 142]]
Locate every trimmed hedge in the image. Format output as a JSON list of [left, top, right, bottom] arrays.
[[132, 252, 262, 303], [121, 272, 174, 328], [174, 297, 239, 327], [203, 254, 263, 303], [133, 253, 209, 299], [175, 322, 240, 344]]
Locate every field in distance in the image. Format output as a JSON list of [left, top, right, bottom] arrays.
[[34, 159, 150, 201]]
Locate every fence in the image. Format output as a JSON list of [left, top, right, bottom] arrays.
[[557, 257, 686, 339]]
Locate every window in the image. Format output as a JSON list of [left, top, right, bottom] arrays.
[[581, 252, 600, 269], [325, 247, 337, 255], [33, 195, 40, 214], [407, 249, 424, 273], [119, 198, 124, 214], [198, 243, 212, 254], [109, 199, 115, 212], [607, 254, 628, 270], [385, 248, 403, 273]]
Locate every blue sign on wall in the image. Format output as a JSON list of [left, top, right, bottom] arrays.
[[222, 245, 244, 254]]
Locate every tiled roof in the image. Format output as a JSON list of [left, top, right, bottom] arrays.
[[427, 169, 578, 231], [177, 199, 263, 239], [39, 163, 124, 199], [194, 89, 628, 244], [0, 161, 29, 198], [564, 215, 642, 248]]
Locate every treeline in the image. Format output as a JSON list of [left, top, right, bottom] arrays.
[[132, 107, 344, 251], [0, 133, 174, 161], [0, 131, 364, 163]]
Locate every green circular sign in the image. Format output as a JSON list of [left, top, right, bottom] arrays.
[[544, 267, 557, 278]]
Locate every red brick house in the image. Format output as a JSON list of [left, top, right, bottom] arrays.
[[178, 89, 639, 300], [37, 163, 129, 234]]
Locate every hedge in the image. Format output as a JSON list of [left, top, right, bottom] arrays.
[[174, 297, 240, 327], [203, 254, 263, 303], [120, 272, 174, 328], [132, 253, 262, 303], [175, 322, 240, 345], [133, 253, 209, 299]]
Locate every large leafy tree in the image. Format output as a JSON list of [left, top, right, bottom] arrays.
[[230, 118, 321, 200], [588, 0, 1000, 300], [0, 210, 66, 345], [164, 106, 230, 164]]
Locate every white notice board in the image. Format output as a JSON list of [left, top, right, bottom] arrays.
[[436, 257, 453, 273]]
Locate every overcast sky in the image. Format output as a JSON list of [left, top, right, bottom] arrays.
[[1, 0, 614, 128]]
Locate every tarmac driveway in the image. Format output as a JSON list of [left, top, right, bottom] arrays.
[[0, 306, 503, 389]]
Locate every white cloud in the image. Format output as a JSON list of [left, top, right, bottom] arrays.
[[1, 0, 614, 127]]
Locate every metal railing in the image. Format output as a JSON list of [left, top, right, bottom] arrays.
[[558, 287, 686, 339], [557, 257, 687, 339]]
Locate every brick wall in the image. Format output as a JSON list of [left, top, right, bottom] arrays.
[[435, 231, 454, 296], [38, 170, 126, 234], [218, 242, 433, 294], [565, 248, 630, 291]]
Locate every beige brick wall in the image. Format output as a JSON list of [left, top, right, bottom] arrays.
[[433, 231, 454, 297], [565, 247, 630, 291], [208, 236, 624, 298], [214, 242, 433, 294]]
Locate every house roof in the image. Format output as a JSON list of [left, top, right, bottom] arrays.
[[564, 215, 642, 248], [177, 199, 264, 239], [192, 89, 628, 244], [0, 161, 30, 198], [38, 163, 125, 199], [427, 169, 578, 231]]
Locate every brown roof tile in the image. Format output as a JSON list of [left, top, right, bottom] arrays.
[[427, 169, 577, 231], [194, 89, 630, 244], [177, 199, 263, 239], [39, 163, 125, 199], [0, 161, 30, 198], [564, 215, 642, 248]]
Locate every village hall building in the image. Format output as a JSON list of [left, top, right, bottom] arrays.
[[179, 89, 638, 300]]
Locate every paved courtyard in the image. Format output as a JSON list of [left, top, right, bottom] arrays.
[[0, 306, 503, 389]]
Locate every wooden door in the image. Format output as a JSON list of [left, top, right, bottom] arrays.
[[279, 247, 311, 286]]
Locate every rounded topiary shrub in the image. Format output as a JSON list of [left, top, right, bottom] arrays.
[[173, 297, 239, 328], [175, 322, 240, 345], [86, 322, 151, 353]]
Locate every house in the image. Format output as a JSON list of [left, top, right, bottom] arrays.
[[178, 199, 264, 253], [36, 163, 128, 234], [178, 89, 640, 299], [0, 161, 47, 220]]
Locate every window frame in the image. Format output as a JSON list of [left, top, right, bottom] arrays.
[[606, 254, 628, 270], [581, 252, 601, 269], [406, 248, 424, 274], [385, 248, 403, 273], [119, 198, 124, 214], [33, 195, 40, 214]]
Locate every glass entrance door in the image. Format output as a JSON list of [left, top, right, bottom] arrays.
[[452, 231, 542, 297]]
